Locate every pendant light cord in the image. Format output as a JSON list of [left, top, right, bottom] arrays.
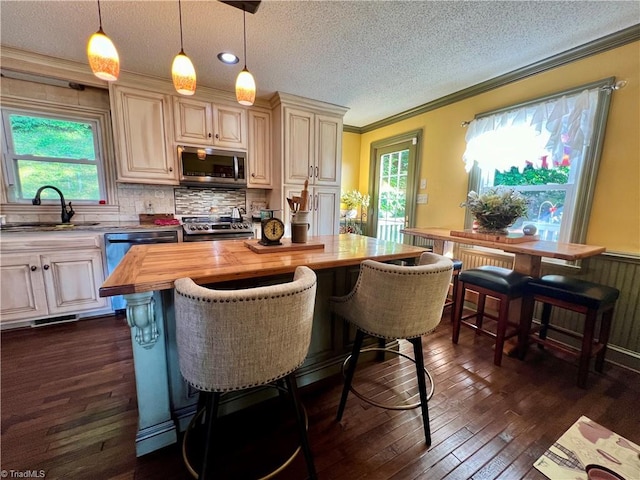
[[242, 9, 248, 69], [96, 0, 103, 30], [178, 0, 185, 53]]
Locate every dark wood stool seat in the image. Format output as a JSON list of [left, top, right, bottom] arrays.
[[453, 266, 532, 366], [443, 259, 463, 323], [519, 275, 619, 389]]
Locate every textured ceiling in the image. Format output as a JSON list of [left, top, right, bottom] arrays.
[[1, 1, 638, 127]]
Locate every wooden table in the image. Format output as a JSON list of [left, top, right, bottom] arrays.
[[401, 227, 606, 277]]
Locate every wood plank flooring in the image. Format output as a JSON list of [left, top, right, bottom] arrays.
[[1, 313, 639, 479]]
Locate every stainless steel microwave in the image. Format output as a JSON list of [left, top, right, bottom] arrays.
[[178, 145, 247, 188]]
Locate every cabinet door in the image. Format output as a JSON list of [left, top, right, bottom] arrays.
[[284, 107, 314, 184], [213, 104, 247, 149], [315, 114, 342, 186], [173, 97, 214, 145], [41, 250, 108, 315], [0, 254, 47, 323], [313, 187, 340, 235], [247, 109, 272, 188], [111, 86, 178, 185]]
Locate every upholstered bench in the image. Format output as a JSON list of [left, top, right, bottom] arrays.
[[519, 275, 619, 388]]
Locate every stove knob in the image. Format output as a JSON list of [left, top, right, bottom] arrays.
[[197, 225, 203, 230], [203, 225, 210, 230], [189, 225, 197, 231], [231, 223, 237, 229]]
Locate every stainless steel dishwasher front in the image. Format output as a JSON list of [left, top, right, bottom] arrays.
[[104, 230, 179, 311]]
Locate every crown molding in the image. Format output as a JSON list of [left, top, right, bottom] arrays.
[[348, 24, 640, 134]]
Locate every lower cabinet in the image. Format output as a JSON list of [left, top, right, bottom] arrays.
[[0, 235, 108, 325]]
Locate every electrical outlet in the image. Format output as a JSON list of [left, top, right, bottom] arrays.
[[420, 179, 427, 189], [417, 194, 428, 204]]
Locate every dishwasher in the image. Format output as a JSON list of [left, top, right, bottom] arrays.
[[105, 230, 179, 311]]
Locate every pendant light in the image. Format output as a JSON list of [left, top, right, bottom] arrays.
[[87, 0, 120, 81], [235, 9, 256, 106], [172, 0, 196, 96]]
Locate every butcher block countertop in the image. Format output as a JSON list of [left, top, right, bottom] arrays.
[[99, 234, 428, 297]]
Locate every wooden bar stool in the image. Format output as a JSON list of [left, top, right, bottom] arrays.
[[174, 266, 318, 480], [518, 275, 619, 388], [443, 259, 463, 323], [330, 252, 453, 447], [453, 266, 532, 366]]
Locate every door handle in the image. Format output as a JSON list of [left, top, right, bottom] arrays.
[[314, 194, 318, 211], [309, 165, 313, 178], [315, 166, 318, 178]]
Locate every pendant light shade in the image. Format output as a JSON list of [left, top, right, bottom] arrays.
[[87, 1, 119, 81], [236, 67, 256, 106], [236, 10, 256, 106], [172, 50, 196, 96], [173, 0, 196, 96]]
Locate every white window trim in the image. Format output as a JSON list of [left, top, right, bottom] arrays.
[[0, 96, 118, 208]]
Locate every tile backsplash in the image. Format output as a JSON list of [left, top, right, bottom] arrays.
[[116, 184, 176, 221], [174, 188, 245, 216]]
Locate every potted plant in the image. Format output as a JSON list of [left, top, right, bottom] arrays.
[[461, 188, 529, 234]]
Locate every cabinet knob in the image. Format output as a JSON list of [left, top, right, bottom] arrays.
[[169, 167, 173, 172], [30, 265, 37, 271], [43, 264, 50, 270], [251, 173, 255, 177], [208, 133, 212, 138], [215, 133, 219, 139]]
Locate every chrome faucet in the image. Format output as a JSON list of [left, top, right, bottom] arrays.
[[32, 185, 75, 224]]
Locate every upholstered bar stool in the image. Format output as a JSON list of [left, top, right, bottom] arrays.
[[519, 275, 619, 389], [452, 266, 533, 366], [331, 252, 453, 447], [174, 266, 318, 480], [443, 259, 463, 323]]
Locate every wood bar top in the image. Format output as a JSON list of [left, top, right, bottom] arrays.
[[99, 234, 428, 297], [401, 227, 606, 261]]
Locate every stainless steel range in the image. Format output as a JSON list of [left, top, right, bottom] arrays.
[[181, 216, 254, 242]]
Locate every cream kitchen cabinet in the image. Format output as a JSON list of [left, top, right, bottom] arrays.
[[110, 85, 178, 185], [283, 186, 341, 236], [247, 109, 272, 188], [282, 107, 343, 186], [0, 234, 108, 325], [173, 97, 247, 150]]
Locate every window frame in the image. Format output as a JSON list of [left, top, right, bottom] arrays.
[[464, 77, 615, 245], [0, 96, 117, 206]]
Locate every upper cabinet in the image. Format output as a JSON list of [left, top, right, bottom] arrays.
[[110, 85, 179, 185], [173, 97, 247, 150], [247, 109, 272, 188], [282, 106, 343, 186]]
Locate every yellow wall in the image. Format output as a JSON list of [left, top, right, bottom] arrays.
[[341, 131, 361, 193], [342, 41, 640, 254]]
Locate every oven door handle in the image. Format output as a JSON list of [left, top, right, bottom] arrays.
[[233, 156, 239, 181], [107, 238, 177, 244]]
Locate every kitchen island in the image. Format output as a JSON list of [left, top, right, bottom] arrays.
[[99, 234, 427, 456]]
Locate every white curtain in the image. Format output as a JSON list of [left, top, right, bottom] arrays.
[[462, 88, 600, 173]]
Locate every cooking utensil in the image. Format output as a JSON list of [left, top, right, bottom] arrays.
[[300, 179, 309, 211]]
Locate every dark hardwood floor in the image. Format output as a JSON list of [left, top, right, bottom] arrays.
[[2, 312, 639, 479]]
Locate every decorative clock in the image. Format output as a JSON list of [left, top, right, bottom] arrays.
[[259, 217, 285, 246]]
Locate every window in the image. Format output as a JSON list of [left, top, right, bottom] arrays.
[[463, 78, 614, 243], [2, 108, 108, 204]]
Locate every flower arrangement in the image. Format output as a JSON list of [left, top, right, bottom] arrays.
[[341, 190, 370, 210], [461, 188, 529, 233], [340, 190, 370, 234]]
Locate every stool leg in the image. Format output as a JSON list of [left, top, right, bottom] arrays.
[[200, 392, 220, 480], [376, 337, 386, 362], [337, 329, 365, 421], [539, 303, 552, 339], [449, 273, 460, 324], [409, 337, 432, 447], [476, 293, 487, 334], [494, 294, 510, 366], [452, 282, 466, 343], [285, 373, 317, 480], [595, 308, 614, 373], [578, 309, 598, 389]]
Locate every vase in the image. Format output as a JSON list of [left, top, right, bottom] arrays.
[[474, 213, 519, 235]]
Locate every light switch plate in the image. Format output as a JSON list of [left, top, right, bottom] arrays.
[[417, 194, 428, 204], [420, 179, 427, 189]]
